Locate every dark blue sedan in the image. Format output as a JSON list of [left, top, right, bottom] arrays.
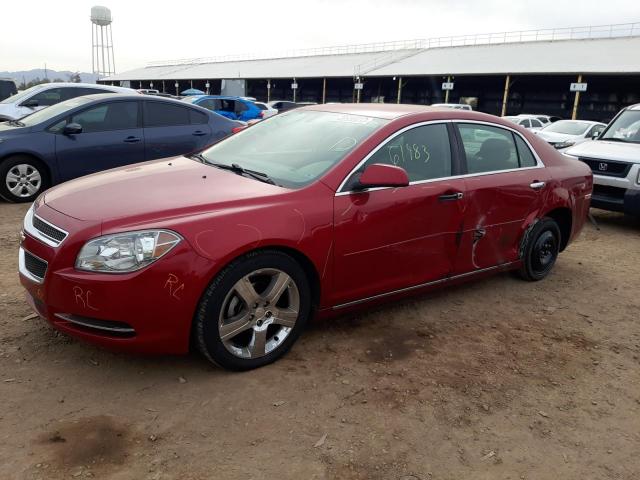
[[0, 94, 244, 202]]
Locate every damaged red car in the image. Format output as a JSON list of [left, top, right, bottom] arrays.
[[19, 104, 592, 370]]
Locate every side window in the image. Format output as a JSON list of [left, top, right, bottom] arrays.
[[530, 119, 542, 128], [514, 135, 537, 168], [458, 124, 519, 174], [198, 99, 218, 111], [345, 123, 452, 188], [27, 88, 64, 106], [189, 109, 208, 124], [589, 124, 605, 137], [144, 101, 190, 127], [520, 119, 531, 128], [235, 101, 248, 113], [70, 101, 138, 133]]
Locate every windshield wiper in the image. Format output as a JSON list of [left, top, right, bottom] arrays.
[[7, 119, 24, 127], [210, 162, 278, 186], [600, 137, 638, 143]]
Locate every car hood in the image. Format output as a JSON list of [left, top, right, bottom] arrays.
[[0, 122, 30, 136], [44, 156, 289, 221], [536, 131, 579, 142], [565, 139, 640, 163]]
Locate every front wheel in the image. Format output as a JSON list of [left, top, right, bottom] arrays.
[[195, 250, 311, 370], [518, 217, 561, 281], [0, 156, 49, 203]]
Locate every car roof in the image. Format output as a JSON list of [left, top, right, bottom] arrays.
[[303, 103, 501, 121], [79, 93, 199, 107], [627, 104, 640, 111]]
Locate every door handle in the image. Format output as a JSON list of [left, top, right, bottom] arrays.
[[438, 192, 464, 202], [123, 136, 141, 143], [530, 181, 546, 190], [192, 131, 207, 136]]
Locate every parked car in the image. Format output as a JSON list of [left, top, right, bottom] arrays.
[[503, 115, 544, 131], [254, 101, 278, 118], [0, 78, 18, 101], [18, 104, 592, 370], [267, 100, 299, 112], [182, 95, 262, 122], [516, 114, 561, 125], [0, 93, 243, 202], [431, 103, 472, 111], [535, 120, 606, 150], [137, 89, 160, 95], [564, 103, 640, 217], [0, 83, 136, 122]]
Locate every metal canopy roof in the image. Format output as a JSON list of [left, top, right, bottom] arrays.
[[105, 35, 640, 82]]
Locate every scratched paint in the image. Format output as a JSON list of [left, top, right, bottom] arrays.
[[72, 286, 99, 311], [293, 209, 306, 244], [164, 274, 185, 300]]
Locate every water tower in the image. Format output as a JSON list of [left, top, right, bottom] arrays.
[[91, 6, 116, 78]]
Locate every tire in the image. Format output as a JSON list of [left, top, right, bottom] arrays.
[[195, 250, 311, 371], [0, 155, 49, 203], [518, 217, 561, 281]]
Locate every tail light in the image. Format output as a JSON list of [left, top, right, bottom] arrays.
[[260, 111, 265, 118], [232, 126, 247, 134]]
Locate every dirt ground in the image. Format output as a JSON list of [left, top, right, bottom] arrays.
[[1, 202, 639, 480]]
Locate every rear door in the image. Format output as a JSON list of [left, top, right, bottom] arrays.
[[143, 100, 211, 159], [332, 122, 467, 306], [53, 100, 144, 181], [453, 122, 549, 273]]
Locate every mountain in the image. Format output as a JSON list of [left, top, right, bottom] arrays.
[[0, 69, 99, 85]]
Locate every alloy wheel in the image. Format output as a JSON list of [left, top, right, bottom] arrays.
[[218, 268, 300, 359], [6, 164, 42, 198]]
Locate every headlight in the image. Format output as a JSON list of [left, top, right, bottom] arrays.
[[555, 140, 575, 149], [75, 230, 181, 273]]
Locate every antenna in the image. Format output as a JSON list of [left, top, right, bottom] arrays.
[[91, 6, 116, 78]]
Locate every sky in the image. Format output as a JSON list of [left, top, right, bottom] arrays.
[[1, 0, 638, 73]]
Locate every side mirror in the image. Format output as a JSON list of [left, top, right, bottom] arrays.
[[355, 163, 410, 190], [63, 123, 83, 135], [591, 131, 601, 140], [22, 99, 39, 108]]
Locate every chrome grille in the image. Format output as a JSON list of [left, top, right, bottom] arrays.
[[33, 215, 67, 243]]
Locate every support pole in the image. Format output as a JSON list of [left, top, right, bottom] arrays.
[[572, 74, 583, 120], [397, 77, 402, 104], [322, 78, 326, 104], [267, 79, 271, 103], [356, 81, 361, 103], [444, 75, 451, 103], [501, 74, 511, 117]]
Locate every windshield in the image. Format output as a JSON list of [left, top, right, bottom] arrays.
[[542, 120, 591, 135], [199, 110, 387, 188], [600, 110, 640, 143], [0, 84, 45, 104], [18, 97, 90, 126]]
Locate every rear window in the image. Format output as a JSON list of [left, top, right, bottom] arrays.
[[144, 101, 190, 127], [190, 109, 208, 124]]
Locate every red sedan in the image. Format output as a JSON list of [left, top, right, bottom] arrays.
[[18, 104, 592, 370]]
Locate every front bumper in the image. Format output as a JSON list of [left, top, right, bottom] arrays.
[[591, 185, 640, 216], [18, 204, 213, 355]]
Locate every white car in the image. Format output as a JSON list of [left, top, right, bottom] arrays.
[[564, 104, 640, 217], [0, 82, 136, 121], [254, 101, 278, 118], [503, 115, 544, 131], [516, 114, 560, 126], [431, 103, 472, 111], [535, 120, 607, 150]]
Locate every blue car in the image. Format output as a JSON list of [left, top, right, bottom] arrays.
[[183, 95, 263, 122], [0, 94, 243, 202]]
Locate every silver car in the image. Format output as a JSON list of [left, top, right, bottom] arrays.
[[535, 120, 607, 150]]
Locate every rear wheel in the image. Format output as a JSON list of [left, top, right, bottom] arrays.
[[195, 250, 311, 370], [0, 156, 49, 203], [518, 217, 561, 281]]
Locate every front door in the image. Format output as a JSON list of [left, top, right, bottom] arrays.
[[54, 100, 144, 181], [453, 122, 550, 273], [332, 122, 466, 306]]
